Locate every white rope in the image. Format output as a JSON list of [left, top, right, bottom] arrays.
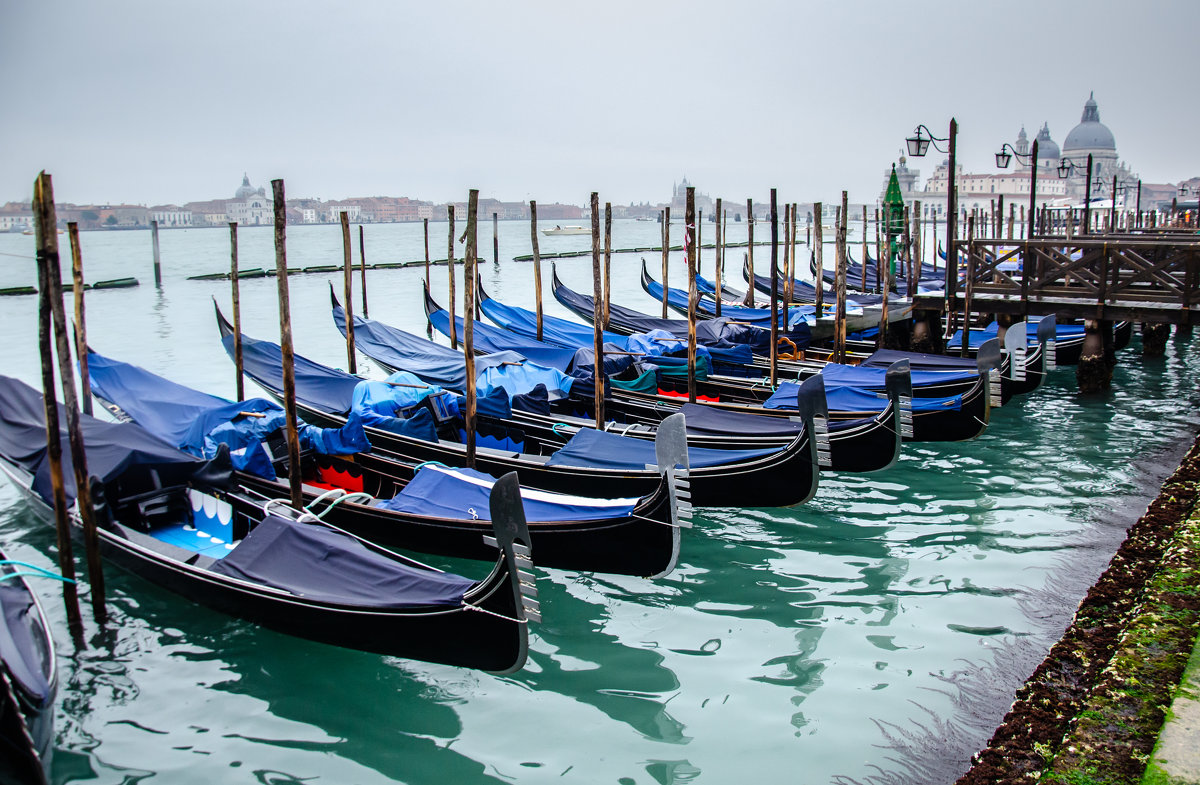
[[461, 602, 529, 624]]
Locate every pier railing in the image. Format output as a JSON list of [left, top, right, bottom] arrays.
[[918, 236, 1200, 325]]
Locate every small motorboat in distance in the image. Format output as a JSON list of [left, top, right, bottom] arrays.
[[541, 225, 590, 236]]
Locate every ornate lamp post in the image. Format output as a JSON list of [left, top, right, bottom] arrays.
[[994, 138, 1040, 240], [1057, 154, 1095, 234], [906, 120, 957, 294]]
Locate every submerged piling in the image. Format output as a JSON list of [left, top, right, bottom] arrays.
[[271, 179, 304, 511], [68, 222, 91, 417]]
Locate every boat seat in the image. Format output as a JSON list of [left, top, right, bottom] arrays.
[[149, 490, 238, 560]]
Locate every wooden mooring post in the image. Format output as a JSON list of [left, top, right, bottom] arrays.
[[813, 203, 824, 315], [603, 202, 612, 329], [151, 219, 162, 288], [768, 189, 779, 387], [834, 192, 848, 362], [590, 193, 606, 428], [687, 187, 699, 402], [68, 223, 91, 417], [271, 179, 304, 511], [32, 174, 86, 635], [746, 199, 755, 306], [359, 225, 369, 318], [661, 207, 670, 318], [530, 200, 544, 341], [447, 206, 457, 349], [714, 198, 723, 318], [340, 212, 357, 374], [463, 191, 480, 467], [229, 222, 244, 400]]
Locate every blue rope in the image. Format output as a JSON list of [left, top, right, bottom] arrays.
[[414, 461, 447, 471], [551, 423, 568, 437], [0, 560, 76, 584]]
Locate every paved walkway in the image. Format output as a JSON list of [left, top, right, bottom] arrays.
[[1143, 597, 1200, 783]]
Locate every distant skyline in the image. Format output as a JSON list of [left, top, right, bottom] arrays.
[[3, 1, 1198, 209]]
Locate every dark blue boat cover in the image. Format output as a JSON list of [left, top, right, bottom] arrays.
[[676, 402, 803, 439], [545, 427, 780, 470], [0, 375, 210, 506], [642, 273, 817, 330], [820, 363, 976, 389], [86, 351, 368, 479], [377, 464, 637, 521], [426, 307, 579, 373], [742, 266, 888, 307], [763, 381, 962, 413], [550, 275, 765, 360], [222, 330, 362, 415], [208, 514, 474, 608], [947, 320, 1083, 349], [861, 349, 977, 371], [0, 579, 51, 702], [335, 302, 559, 389]]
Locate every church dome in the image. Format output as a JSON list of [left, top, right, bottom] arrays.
[[1034, 122, 1060, 161], [1063, 93, 1115, 152], [234, 173, 257, 200]]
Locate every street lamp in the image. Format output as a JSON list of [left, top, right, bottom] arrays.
[[905, 120, 958, 294], [994, 139, 1041, 240], [1057, 154, 1095, 234]]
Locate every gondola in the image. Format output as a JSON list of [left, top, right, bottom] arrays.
[[811, 251, 945, 292], [0, 548, 56, 785], [740, 257, 912, 306], [85, 348, 683, 578], [216, 305, 821, 508], [0, 375, 538, 674], [424, 286, 905, 471]]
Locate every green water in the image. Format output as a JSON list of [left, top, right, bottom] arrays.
[[1, 221, 1197, 784]]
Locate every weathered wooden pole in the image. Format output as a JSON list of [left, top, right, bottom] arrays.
[[270, 180, 304, 510], [875, 207, 884, 291], [1008, 202, 1015, 240], [603, 202, 612, 329], [464, 191, 480, 468], [961, 215, 976, 358], [1136, 181, 1142, 226], [781, 203, 790, 329], [590, 193, 606, 428], [931, 211, 939, 272], [813, 203, 824, 314], [768, 189, 779, 387], [661, 207, 670, 318], [493, 211, 499, 267], [32, 174, 84, 634], [1110, 175, 1118, 231], [687, 188, 699, 402], [945, 118, 959, 302], [1083, 153, 1094, 234], [714, 198, 723, 317], [151, 219, 162, 287], [423, 217, 431, 291], [530, 200, 544, 341], [228, 222, 245, 400], [913, 201, 923, 279], [67, 223, 92, 417], [746, 199, 755, 306], [358, 225, 368, 318], [447, 205, 458, 349], [904, 205, 914, 300], [789, 202, 798, 303], [339, 212, 357, 374], [861, 205, 869, 292], [835, 193, 848, 362], [696, 210, 702, 279]]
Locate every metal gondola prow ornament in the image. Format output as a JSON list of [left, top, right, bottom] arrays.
[[976, 337, 1003, 409], [796, 374, 832, 470], [484, 472, 541, 633], [886, 359, 914, 440], [1038, 314, 1058, 371], [651, 413, 691, 528], [1004, 321, 1029, 382]]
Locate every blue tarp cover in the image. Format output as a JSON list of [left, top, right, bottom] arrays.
[[0, 375, 206, 506], [642, 274, 817, 330], [861, 349, 977, 371], [0, 579, 51, 702], [820, 362, 976, 389], [764, 380, 962, 413], [208, 514, 474, 608], [676, 402, 804, 439], [545, 427, 779, 470], [477, 362, 574, 401], [427, 307, 580, 373], [377, 464, 638, 521], [335, 302, 556, 388], [223, 331, 361, 415], [86, 351, 369, 479], [947, 320, 1083, 349]]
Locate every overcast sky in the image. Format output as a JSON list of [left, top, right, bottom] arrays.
[[4, 0, 1198, 209]]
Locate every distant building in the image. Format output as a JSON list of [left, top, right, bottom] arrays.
[[670, 177, 714, 216], [149, 205, 193, 227], [227, 174, 274, 225], [1060, 92, 1136, 201], [879, 157, 922, 203]]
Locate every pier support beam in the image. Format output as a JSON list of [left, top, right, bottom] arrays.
[[1141, 323, 1170, 357], [1076, 319, 1113, 393], [910, 310, 940, 354]]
